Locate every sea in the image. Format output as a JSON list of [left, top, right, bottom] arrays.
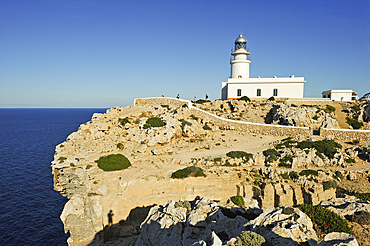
[[0, 108, 108, 246]]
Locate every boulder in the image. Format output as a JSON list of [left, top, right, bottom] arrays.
[[318, 232, 358, 246], [244, 206, 317, 245], [319, 195, 370, 217]]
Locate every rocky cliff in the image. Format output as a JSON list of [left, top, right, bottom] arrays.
[[52, 99, 370, 245]]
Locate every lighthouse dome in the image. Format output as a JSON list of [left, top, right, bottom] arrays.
[[235, 34, 247, 43]]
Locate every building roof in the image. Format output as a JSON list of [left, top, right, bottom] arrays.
[[235, 34, 247, 43]]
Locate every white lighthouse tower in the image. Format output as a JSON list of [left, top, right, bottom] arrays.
[[221, 33, 306, 100], [230, 33, 251, 79]]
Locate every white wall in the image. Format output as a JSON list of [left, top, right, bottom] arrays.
[[322, 90, 354, 101], [225, 79, 305, 99]]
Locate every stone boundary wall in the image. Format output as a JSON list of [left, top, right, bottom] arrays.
[[189, 107, 310, 137], [134, 97, 191, 108], [285, 99, 334, 107], [135, 97, 311, 138], [321, 127, 370, 141], [134, 97, 370, 140]]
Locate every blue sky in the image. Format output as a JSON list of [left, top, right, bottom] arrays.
[[1, 0, 369, 108]]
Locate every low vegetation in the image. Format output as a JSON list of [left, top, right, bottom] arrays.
[[346, 117, 363, 129], [299, 169, 318, 177], [203, 125, 212, 130], [354, 193, 370, 201], [323, 181, 338, 190], [116, 143, 124, 149], [296, 204, 351, 234], [95, 154, 131, 171], [119, 117, 130, 126], [171, 166, 206, 179], [195, 99, 210, 104], [263, 148, 280, 163], [333, 171, 344, 180], [86, 164, 93, 170], [58, 156, 67, 163], [226, 151, 253, 161], [237, 96, 251, 102], [230, 195, 245, 206], [279, 154, 293, 168], [179, 119, 192, 129], [174, 200, 191, 210], [190, 114, 199, 121], [236, 231, 265, 246], [345, 157, 356, 163], [297, 139, 342, 159], [144, 117, 166, 129]]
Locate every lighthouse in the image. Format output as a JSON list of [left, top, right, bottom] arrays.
[[230, 34, 251, 79], [221, 33, 306, 100]]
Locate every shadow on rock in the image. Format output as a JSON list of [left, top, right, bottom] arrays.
[[88, 205, 154, 245]]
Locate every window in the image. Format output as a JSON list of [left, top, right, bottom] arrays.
[[273, 88, 278, 97], [237, 89, 242, 97], [257, 88, 261, 97]]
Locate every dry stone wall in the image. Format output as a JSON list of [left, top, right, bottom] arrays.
[[134, 97, 370, 141], [321, 128, 370, 141]]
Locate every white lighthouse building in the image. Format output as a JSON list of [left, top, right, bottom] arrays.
[[221, 34, 306, 100]]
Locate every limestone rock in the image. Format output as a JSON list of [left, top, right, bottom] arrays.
[[319, 195, 370, 216], [320, 115, 340, 129], [318, 232, 359, 246], [245, 206, 317, 245]]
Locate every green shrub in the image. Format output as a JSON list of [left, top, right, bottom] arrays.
[[171, 166, 206, 179], [289, 171, 299, 180], [238, 96, 251, 102], [179, 119, 192, 129], [146, 117, 166, 128], [323, 181, 338, 190], [267, 96, 275, 101], [95, 154, 131, 171], [86, 164, 93, 170], [299, 169, 319, 177], [214, 157, 222, 163], [195, 99, 210, 104], [346, 117, 363, 129], [220, 104, 224, 109], [160, 104, 170, 110], [203, 125, 212, 130], [182, 103, 188, 108], [325, 105, 336, 114], [313, 115, 319, 120], [333, 171, 344, 180], [190, 114, 199, 121], [354, 193, 370, 201], [58, 156, 67, 163], [297, 139, 342, 159], [263, 148, 280, 163], [171, 109, 178, 114], [174, 201, 191, 210], [279, 154, 293, 168], [291, 104, 298, 107], [316, 151, 324, 159], [280, 172, 289, 179], [143, 123, 150, 129], [236, 231, 265, 246], [116, 143, 124, 149], [230, 195, 245, 206], [226, 151, 253, 161], [352, 139, 360, 145], [345, 157, 356, 163], [119, 117, 130, 126], [296, 204, 351, 234], [134, 119, 140, 124]]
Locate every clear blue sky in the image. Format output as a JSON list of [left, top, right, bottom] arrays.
[[1, 0, 369, 108]]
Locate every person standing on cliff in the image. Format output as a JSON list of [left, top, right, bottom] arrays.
[[205, 94, 208, 100], [108, 210, 114, 226], [176, 94, 180, 99]]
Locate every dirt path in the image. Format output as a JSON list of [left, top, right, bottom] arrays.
[[333, 102, 349, 129]]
